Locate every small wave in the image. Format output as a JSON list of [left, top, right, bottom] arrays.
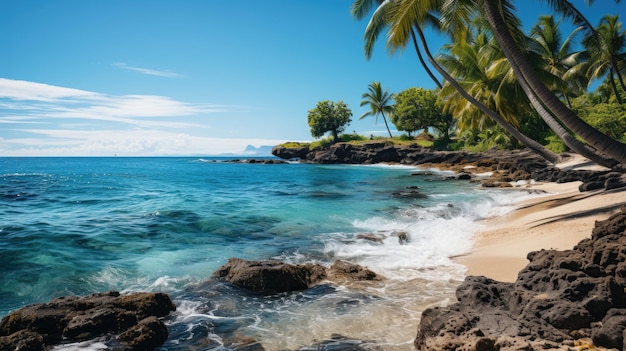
[[1, 172, 53, 177]]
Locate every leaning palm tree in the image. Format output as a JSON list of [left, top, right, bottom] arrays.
[[360, 81, 395, 138], [373, 0, 625, 166], [351, 0, 443, 88], [366, 0, 561, 162], [481, 0, 626, 165]]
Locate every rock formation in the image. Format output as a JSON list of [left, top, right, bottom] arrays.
[[0, 291, 176, 351], [414, 207, 626, 350], [213, 258, 382, 294]]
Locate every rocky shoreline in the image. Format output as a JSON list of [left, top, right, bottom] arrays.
[[2, 144, 625, 350], [273, 142, 626, 191], [415, 207, 626, 350]]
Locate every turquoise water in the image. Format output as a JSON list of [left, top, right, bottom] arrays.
[[0, 157, 536, 350]]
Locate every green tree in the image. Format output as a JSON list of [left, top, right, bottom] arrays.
[[583, 15, 626, 104], [361, 0, 625, 166], [307, 100, 353, 142], [391, 87, 440, 137], [481, 0, 626, 165], [354, 0, 560, 163], [529, 15, 587, 107], [360, 81, 395, 138]]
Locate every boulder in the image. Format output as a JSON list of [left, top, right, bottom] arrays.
[[328, 260, 382, 282], [213, 258, 383, 294], [271, 145, 309, 160], [0, 291, 175, 351], [213, 258, 327, 294]]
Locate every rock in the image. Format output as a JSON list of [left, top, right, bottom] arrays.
[[117, 316, 169, 351], [328, 260, 382, 282], [391, 190, 428, 199], [213, 258, 385, 294], [297, 333, 374, 350], [605, 174, 626, 190], [579, 180, 605, 192], [271, 144, 309, 160], [415, 207, 626, 350], [355, 233, 385, 244], [0, 330, 44, 351], [213, 258, 327, 293], [0, 291, 175, 351], [591, 309, 626, 349]]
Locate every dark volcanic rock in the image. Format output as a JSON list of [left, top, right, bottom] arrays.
[[213, 258, 328, 293], [415, 207, 626, 350], [271, 145, 309, 160], [0, 291, 175, 351], [213, 258, 383, 294], [328, 260, 382, 282]]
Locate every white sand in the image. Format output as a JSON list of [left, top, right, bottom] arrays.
[[456, 156, 626, 282]]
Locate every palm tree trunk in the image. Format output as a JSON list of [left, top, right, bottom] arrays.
[[612, 58, 626, 94], [609, 68, 624, 104], [483, 0, 626, 165], [516, 63, 619, 168], [410, 28, 443, 89], [381, 111, 393, 138], [413, 23, 561, 163]]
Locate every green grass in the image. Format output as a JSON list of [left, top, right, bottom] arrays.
[[276, 135, 434, 150]]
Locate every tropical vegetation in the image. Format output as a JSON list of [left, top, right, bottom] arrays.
[[301, 1, 626, 169], [307, 100, 353, 142]]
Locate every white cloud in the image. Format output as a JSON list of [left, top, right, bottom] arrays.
[[0, 78, 281, 156], [0, 78, 97, 101], [113, 62, 185, 78], [1, 129, 285, 156], [0, 78, 242, 128]]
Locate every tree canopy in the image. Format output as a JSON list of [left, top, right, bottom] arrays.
[[307, 100, 353, 142], [391, 87, 441, 137]]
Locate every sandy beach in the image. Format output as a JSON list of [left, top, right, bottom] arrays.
[[457, 156, 626, 282]]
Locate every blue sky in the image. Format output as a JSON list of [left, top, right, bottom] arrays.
[[0, 0, 624, 156]]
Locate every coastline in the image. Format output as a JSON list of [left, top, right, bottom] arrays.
[[457, 157, 626, 282]]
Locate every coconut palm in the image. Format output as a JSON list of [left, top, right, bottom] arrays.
[[583, 15, 626, 104], [529, 15, 588, 107], [360, 81, 395, 138], [438, 28, 527, 135], [352, 0, 443, 88], [367, 0, 625, 165], [481, 0, 626, 165], [357, 0, 560, 162]]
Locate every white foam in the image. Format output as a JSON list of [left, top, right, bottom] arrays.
[[51, 340, 109, 351], [323, 189, 545, 281]]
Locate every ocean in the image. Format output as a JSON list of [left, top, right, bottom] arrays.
[[0, 157, 538, 350]]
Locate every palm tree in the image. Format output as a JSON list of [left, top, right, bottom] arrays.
[[366, 0, 625, 166], [351, 0, 443, 88], [529, 15, 588, 107], [481, 0, 626, 165], [360, 81, 395, 138], [438, 28, 526, 135], [361, 0, 561, 162], [584, 15, 626, 104]]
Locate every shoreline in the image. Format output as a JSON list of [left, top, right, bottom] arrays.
[[456, 157, 626, 282]]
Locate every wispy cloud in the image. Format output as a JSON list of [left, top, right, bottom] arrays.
[[113, 62, 185, 78], [3, 129, 285, 156], [0, 78, 238, 128], [0, 78, 277, 156]]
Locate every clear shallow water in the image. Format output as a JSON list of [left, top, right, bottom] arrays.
[[0, 157, 538, 350]]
